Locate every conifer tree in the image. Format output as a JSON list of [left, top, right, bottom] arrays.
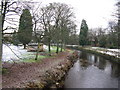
[[18, 9, 33, 49], [79, 19, 88, 46]]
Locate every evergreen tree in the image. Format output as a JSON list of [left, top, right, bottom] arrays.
[[18, 9, 33, 49], [79, 19, 88, 46], [12, 31, 20, 46]]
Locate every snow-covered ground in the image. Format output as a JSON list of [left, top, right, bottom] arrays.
[[43, 45, 48, 51], [2, 44, 53, 62], [43, 45, 54, 51], [85, 47, 120, 58], [2, 44, 29, 61]]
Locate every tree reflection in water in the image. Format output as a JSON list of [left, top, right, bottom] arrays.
[[79, 51, 120, 77], [111, 62, 120, 78], [79, 51, 90, 69]]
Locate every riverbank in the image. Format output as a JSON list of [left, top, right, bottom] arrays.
[[67, 45, 120, 63], [2, 50, 78, 88]]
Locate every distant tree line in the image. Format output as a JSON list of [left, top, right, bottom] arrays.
[[79, 1, 120, 49]]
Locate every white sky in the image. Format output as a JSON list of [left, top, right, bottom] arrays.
[[4, 0, 117, 33], [34, 0, 117, 30]]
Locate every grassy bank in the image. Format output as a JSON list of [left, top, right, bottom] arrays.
[[21, 46, 65, 63], [2, 49, 77, 88], [67, 45, 120, 64]]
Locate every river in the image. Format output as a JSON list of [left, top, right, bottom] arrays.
[[64, 51, 120, 88]]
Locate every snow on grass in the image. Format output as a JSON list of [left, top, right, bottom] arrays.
[[43, 45, 55, 51], [43, 45, 48, 51], [85, 46, 120, 58], [107, 49, 120, 53]]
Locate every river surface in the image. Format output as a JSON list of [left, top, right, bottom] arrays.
[[64, 51, 120, 88]]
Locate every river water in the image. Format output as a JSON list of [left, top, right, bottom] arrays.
[[64, 51, 120, 88]]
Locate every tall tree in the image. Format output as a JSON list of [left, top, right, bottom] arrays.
[[0, 14, 2, 61], [79, 19, 88, 46], [116, 1, 120, 48], [40, 5, 54, 56], [18, 9, 33, 49], [12, 31, 20, 46], [49, 3, 75, 53], [1, 0, 22, 61]]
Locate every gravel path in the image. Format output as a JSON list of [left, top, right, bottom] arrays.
[[2, 51, 70, 88]]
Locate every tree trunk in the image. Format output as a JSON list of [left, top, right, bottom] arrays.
[[63, 41, 66, 51], [60, 42, 63, 52], [0, 15, 2, 61], [56, 42, 59, 54], [1, 2, 8, 61], [48, 38, 51, 56], [48, 42, 51, 56], [23, 44, 26, 49], [35, 42, 40, 60]]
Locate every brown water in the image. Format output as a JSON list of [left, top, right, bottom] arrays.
[[64, 51, 120, 88]]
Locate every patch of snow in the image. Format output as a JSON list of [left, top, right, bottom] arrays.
[[2, 44, 29, 61], [108, 49, 120, 53], [91, 47, 100, 49], [86, 47, 120, 59], [43, 45, 54, 51], [43, 45, 48, 51]]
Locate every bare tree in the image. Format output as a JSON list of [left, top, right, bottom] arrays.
[[116, 1, 120, 48], [40, 5, 55, 56], [0, 10, 2, 61], [48, 3, 75, 53], [88, 29, 99, 46], [1, 0, 21, 61], [0, 0, 36, 60], [39, 3, 76, 54]]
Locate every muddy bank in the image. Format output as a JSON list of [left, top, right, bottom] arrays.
[[25, 51, 78, 88], [67, 46, 120, 64], [2, 51, 78, 88]]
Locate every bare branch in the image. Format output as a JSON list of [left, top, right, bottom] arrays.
[[3, 43, 22, 60]]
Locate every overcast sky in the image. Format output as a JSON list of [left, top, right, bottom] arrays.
[[33, 0, 117, 30], [4, 0, 117, 33]]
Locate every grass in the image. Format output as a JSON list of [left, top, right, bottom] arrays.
[[50, 46, 65, 53], [21, 55, 49, 63], [43, 46, 64, 53], [3, 46, 68, 63], [69, 49, 74, 53], [2, 68, 8, 74], [21, 46, 65, 63]]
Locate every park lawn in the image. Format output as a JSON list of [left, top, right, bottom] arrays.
[[50, 46, 65, 53], [5, 46, 67, 63], [21, 55, 48, 63], [21, 46, 64, 63]]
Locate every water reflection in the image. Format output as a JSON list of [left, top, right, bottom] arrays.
[[111, 63, 120, 77], [79, 52, 90, 69], [97, 57, 107, 70], [65, 51, 120, 88], [79, 52, 109, 70]]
